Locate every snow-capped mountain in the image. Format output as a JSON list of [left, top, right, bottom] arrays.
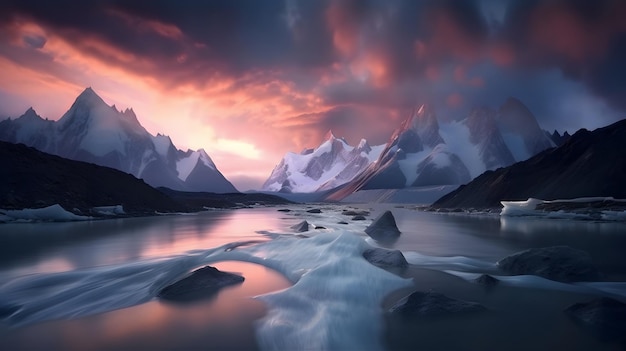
[[326, 98, 555, 200], [262, 131, 385, 193], [0, 87, 237, 193]]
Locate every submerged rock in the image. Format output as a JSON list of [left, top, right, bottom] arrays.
[[497, 246, 600, 282], [290, 220, 309, 232], [158, 266, 244, 302], [363, 248, 408, 269], [364, 211, 401, 243], [565, 297, 626, 341], [338, 221, 349, 225], [342, 210, 370, 216], [315, 226, 326, 230], [277, 208, 291, 212], [475, 274, 499, 288], [306, 208, 322, 213], [390, 291, 486, 319], [352, 215, 367, 221]]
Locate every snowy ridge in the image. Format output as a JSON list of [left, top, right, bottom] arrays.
[[262, 132, 384, 193], [325, 99, 555, 200], [0, 88, 236, 193]]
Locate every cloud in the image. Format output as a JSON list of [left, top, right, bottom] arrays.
[[0, 0, 625, 190]]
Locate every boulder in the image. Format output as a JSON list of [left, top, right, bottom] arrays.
[[565, 297, 626, 341], [158, 266, 244, 302], [364, 211, 401, 243], [390, 291, 486, 319], [496, 246, 600, 282], [290, 220, 309, 232], [363, 248, 408, 269]]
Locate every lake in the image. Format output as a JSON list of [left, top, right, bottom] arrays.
[[1, 205, 625, 350]]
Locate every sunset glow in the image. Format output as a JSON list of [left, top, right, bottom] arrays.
[[1, 0, 624, 190]]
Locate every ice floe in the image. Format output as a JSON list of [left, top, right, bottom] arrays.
[[0, 204, 90, 223]]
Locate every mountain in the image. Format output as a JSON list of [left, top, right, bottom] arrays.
[[545, 129, 572, 146], [261, 131, 385, 193], [431, 119, 626, 209], [0, 141, 186, 214], [0, 88, 237, 193], [325, 99, 554, 200]]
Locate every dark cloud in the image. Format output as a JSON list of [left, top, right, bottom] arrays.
[[0, 0, 624, 136]]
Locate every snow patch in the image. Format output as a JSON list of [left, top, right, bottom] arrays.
[[151, 134, 172, 157], [439, 121, 484, 178], [501, 132, 530, 162]]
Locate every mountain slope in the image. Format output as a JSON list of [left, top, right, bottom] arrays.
[[262, 132, 384, 193], [431, 119, 626, 209], [0, 141, 187, 214], [0, 88, 236, 193], [325, 99, 553, 201]]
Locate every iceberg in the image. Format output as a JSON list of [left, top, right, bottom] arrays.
[[500, 197, 626, 221]]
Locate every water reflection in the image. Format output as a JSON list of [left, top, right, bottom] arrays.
[[0, 261, 291, 351], [0, 209, 285, 279]]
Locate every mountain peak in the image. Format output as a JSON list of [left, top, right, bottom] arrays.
[[324, 130, 336, 141], [17, 107, 45, 123], [74, 87, 107, 108]]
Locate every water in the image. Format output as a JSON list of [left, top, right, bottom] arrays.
[[0, 205, 625, 350]]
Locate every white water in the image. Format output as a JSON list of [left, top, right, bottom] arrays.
[[1, 206, 626, 351]]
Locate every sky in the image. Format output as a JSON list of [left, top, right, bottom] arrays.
[[0, 0, 625, 191]]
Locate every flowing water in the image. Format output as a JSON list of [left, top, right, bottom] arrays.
[[0, 205, 625, 350]]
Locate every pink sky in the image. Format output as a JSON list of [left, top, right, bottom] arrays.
[[1, 1, 624, 190]]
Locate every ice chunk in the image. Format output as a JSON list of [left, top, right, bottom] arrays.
[[0, 204, 90, 222]]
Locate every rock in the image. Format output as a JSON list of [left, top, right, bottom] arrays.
[[390, 291, 486, 319], [497, 246, 600, 282], [342, 210, 370, 216], [352, 215, 367, 221], [565, 297, 626, 341], [290, 220, 309, 232], [363, 248, 408, 269], [474, 274, 499, 288], [277, 208, 291, 212], [306, 208, 322, 213], [364, 210, 401, 244], [315, 226, 326, 230], [158, 266, 244, 302], [338, 221, 349, 225]]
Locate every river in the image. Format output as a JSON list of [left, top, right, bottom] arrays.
[[1, 205, 625, 350]]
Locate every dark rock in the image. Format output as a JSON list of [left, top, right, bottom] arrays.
[[352, 215, 367, 221], [565, 297, 626, 341], [158, 266, 244, 302], [306, 208, 322, 213], [497, 246, 600, 283], [0, 141, 188, 214], [290, 220, 309, 232], [277, 208, 291, 212], [432, 119, 626, 209], [315, 226, 326, 230], [337, 221, 349, 225], [342, 210, 370, 216], [363, 248, 408, 269], [390, 291, 486, 319], [364, 211, 401, 244], [475, 274, 499, 287]]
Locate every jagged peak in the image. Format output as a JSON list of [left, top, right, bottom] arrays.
[[324, 130, 336, 141], [17, 107, 44, 122]]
